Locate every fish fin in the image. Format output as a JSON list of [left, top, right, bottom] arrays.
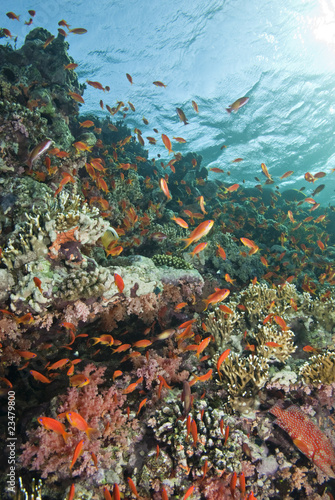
[[293, 438, 311, 458], [85, 427, 96, 440], [62, 431, 70, 443]]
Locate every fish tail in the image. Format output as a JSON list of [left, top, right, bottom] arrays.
[[202, 299, 209, 311], [182, 238, 192, 249], [226, 108, 232, 114], [85, 427, 95, 440], [62, 431, 70, 443]]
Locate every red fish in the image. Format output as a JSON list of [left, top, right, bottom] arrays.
[[68, 483, 75, 500], [69, 28, 87, 34], [30, 370, 51, 384], [68, 91, 85, 104], [6, 12, 20, 21], [269, 402, 335, 477], [114, 273, 124, 293], [126, 73, 133, 84], [153, 80, 166, 87], [203, 288, 230, 311], [217, 349, 230, 379]]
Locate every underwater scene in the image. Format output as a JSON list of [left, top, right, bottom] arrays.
[[1, 1, 335, 499]]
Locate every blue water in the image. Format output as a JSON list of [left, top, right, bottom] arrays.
[[2, 0, 335, 207]]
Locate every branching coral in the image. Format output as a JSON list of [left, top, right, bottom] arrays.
[[299, 351, 335, 385]]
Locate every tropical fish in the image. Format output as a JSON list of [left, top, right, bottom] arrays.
[[26, 139, 52, 170], [38, 416, 69, 442], [153, 80, 166, 87], [190, 241, 208, 258], [192, 100, 199, 112], [66, 411, 95, 439], [159, 178, 172, 200], [182, 220, 214, 249], [47, 358, 69, 370], [68, 91, 85, 104], [217, 349, 230, 379], [79, 120, 94, 128], [114, 273, 124, 293], [30, 370, 51, 383], [70, 439, 84, 470], [173, 136, 187, 143], [226, 96, 249, 113], [280, 170, 294, 179], [171, 216, 188, 228], [127, 478, 139, 498], [216, 244, 226, 260], [226, 183, 240, 192], [269, 402, 335, 477], [161, 134, 173, 154], [69, 28, 87, 34], [33, 276, 43, 292], [176, 107, 188, 125], [86, 80, 104, 90], [6, 12, 20, 20], [126, 73, 133, 84], [67, 484, 75, 500], [64, 63, 78, 70], [43, 36, 55, 48], [69, 374, 90, 387], [203, 288, 230, 311]]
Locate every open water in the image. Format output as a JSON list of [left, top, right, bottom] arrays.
[[2, 0, 335, 207]]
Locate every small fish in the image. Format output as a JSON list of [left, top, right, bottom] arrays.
[[219, 304, 234, 314], [33, 276, 43, 292], [69, 374, 90, 387], [226, 183, 240, 192], [196, 336, 211, 358], [280, 170, 294, 179], [114, 273, 124, 293], [183, 220, 214, 249], [69, 28, 87, 34], [28, 10, 36, 16], [133, 339, 152, 348], [230, 471, 237, 498], [159, 178, 172, 200], [27, 139, 52, 170], [126, 73, 133, 84], [183, 485, 195, 500], [64, 63, 78, 70], [68, 91, 85, 104], [192, 100, 199, 112], [38, 416, 69, 443], [302, 345, 321, 353], [123, 376, 143, 394], [137, 398, 148, 414], [47, 358, 69, 370], [43, 36, 55, 48], [176, 107, 188, 125], [173, 136, 187, 143], [86, 80, 105, 90], [209, 167, 225, 173], [66, 411, 95, 439], [217, 349, 230, 379], [79, 120, 94, 128], [127, 478, 139, 498], [6, 12, 20, 21], [30, 370, 51, 384], [70, 439, 84, 470], [203, 287, 230, 311], [171, 216, 188, 228], [226, 96, 249, 113], [161, 134, 173, 154], [190, 241, 208, 258], [67, 483, 75, 500], [15, 350, 37, 359], [153, 81, 166, 87]]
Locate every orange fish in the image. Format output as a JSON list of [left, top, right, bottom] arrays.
[[161, 134, 173, 154], [69, 374, 90, 387], [66, 411, 95, 439], [192, 100, 199, 112], [153, 81, 166, 87], [68, 91, 85, 104], [86, 80, 104, 91], [126, 73, 133, 84], [280, 170, 294, 179], [159, 178, 172, 200], [127, 478, 139, 498], [183, 485, 195, 500], [226, 183, 240, 192], [302, 345, 321, 353], [6, 11, 20, 21], [113, 370, 123, 380], [137, 398, 148, 415], [79, 120, 94, 128], [38, 416, 69, 442], [190, 241, 208, 258], [225, 273, 235, 285], [219, 304, 234, 314], [203, 288, 230, 311], [273, 315, 287, 331], [47, 358, 69, 370], [123, 377, 143, 394], [171, 216, 188, 228], [70, 439, 84, 470], [43, 36, 55, 48], [113, 344, 131, 354], [133, 339, 152, 348], [30, 370, 51, 384], [69, 28, 87, 34], [15, 350, 37, 359], [226, 96, 249, 113], [196, 337, 211, 358], [173, 136, 187, 143], [92, 334, 114, 346], [64, 63, 78, 70], [216, 243, 226, 260], [183, 220, 214, 249], [68, 483, 75, 500], [114, 273, 124, 293], [217, 349, 230, 379], [73, 141, 91, 152]]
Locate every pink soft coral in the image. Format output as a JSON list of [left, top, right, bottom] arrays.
[[20, 364, 142, 481]]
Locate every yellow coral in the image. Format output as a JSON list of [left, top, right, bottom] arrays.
[[299, 351, 335, 385]]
